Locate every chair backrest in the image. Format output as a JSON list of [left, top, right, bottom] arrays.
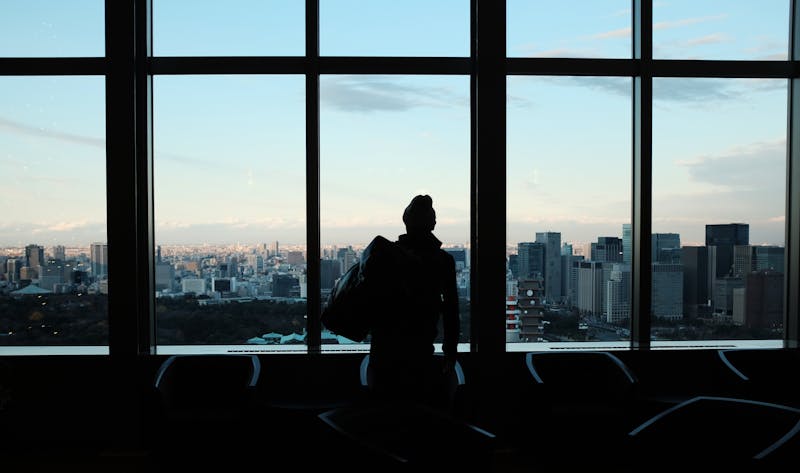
[[629, 396, 800, 467], [525, 351, 637, 402], [359, 353, 465, 388], [154, 354, 261, 412]]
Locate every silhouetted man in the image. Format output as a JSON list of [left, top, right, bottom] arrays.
[[368, 195, 460, 405]]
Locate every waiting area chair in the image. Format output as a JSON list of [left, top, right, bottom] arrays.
[[151, 354, 261, 470], [718, 348, 800, 407], [628, 396, 800, 471]]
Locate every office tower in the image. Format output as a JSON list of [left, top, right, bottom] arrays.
[[337, 247, 357, 274], [622, 224, 631, 265], [681, 246, 709, 318], [25, 244, 44, 270], [706, 223, 749, 277], [155, 262, 175, 291], [320, 259, 342, 290], [517, 242, 545, 280], [52, 245, 66, 261], [591, 237, 623, 263], [274, 241, 280, 258], [563, 253, 585, 305], [732, 245, 754, 277], [652, 233, 680, 264], [272, 274, 298, 297], [606, 263, 631, 323], [228, 257, 239, 278], [212, 277, 235, 293], [246, 254, 264, 273], [713, 276, 745, 318], [6, 259, 21, 282], [444, 247, 467, 270], [181, 278, 206, 295], [507, 254, 519, 279], [38, 261, 65, 291], [742, 270, 783, 329], [287, 251, 304, 266], [536, 232, 562, 303], [576, 261, 605, 315], [517, 278, 545, 342], [754, 246, 784, 273], [652, 263, 683, 320], [156, 245, 162, 263], [90, 242, 108, 279]]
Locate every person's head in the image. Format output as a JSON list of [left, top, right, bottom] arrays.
[[403, 194, 436, 234]]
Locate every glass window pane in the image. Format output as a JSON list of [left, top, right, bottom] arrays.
[[652, 78, 786, 346], [653, 0, 790, 60], [507, 0, 631, 58], [0, 0, 104, 57], [507, 77, 632, 350], [153, 0, 304, 56], [320, 75, 470, 353], [154, 75, 306, 353], [320, 0, 469, 56], [0, 76, 107, 352]]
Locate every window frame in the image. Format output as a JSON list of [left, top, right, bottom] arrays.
[[1, 0, 797, 356]]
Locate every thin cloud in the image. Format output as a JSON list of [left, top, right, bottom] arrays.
[[321, 76, 464, 112], [677, 139, 785, 190], [684, 33, 731, 47], [0, 117, 104, 148], [653, 14, 728, 31], [591, 14, 727, 41]]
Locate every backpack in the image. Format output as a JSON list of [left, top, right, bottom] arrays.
[[321, 235, 398, 342]]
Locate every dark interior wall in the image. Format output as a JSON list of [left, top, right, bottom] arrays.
[[0, 348, 770, 455]]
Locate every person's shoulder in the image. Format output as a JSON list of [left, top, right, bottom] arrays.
[[437, 249, 456, 266]]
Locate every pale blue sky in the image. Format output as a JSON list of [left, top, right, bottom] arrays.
[[0, 1, 791, 248]]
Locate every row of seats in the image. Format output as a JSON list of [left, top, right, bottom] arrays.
[[148, 349, 800, 472]]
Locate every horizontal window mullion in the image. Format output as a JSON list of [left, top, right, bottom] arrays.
[[508, 58, 637, 76], [318, 57, 470, 74], [652, 60, 794, 79], [150, 56, 306, 74], [0, 58, 106, 75]]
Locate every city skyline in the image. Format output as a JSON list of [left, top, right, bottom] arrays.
[[0, 1, 790, 247]]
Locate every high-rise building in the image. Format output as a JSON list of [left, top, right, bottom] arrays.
[[517, 242, 545, 280], [622, 224, 631, 265], [576, 261, 605, 315], [681, 246, 709, 318], [606, 263, 631, 323], [25, 244, 44, 270], [562, 253, 584, 305], [652, 263, 683, 320], [591, 237, 623, 263], [181, 278, 206, 295], [6, 259, 21, 282], [90, 242, 108, 280], [337, 247, 357, 274], [444, 247, 467, 270], [535, 232, 562, 303], [321, 259, 342, 290], [706, 223, 749, 277], [155, 262, 175, 291], [652, 233, 680, 264], [732, 245, 754, 277], [742, 270, 783, 329], [713, 276, 745, 319], [272, 274, 298, 297], [507, 254, 519, 279], [52, 245, 66, 261], [754, 246, 784, 273], [287, 251, 304, 266]]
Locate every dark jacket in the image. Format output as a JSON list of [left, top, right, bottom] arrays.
[[369, 232, 460, 367]]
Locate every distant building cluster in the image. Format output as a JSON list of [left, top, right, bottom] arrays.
[[0, 243, 107, 296], [506, 223, 784, 342]]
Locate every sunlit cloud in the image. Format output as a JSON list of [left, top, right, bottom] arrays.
[[0, 117, 104, 148], [676, 138, 785, 190], [684, 33, 731, 47], [591, 14, 728, 41]]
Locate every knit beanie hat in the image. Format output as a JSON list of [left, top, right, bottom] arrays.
[[402, 195, 436, 233]]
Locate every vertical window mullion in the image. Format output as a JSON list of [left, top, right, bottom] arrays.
[[785, 0, 800, 348], [474, 0, 506, 355], [106, 0, 140, 358], [306, 0, 322, 353], [631, 0, 653, 350], [138, 0, 156, 354]]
